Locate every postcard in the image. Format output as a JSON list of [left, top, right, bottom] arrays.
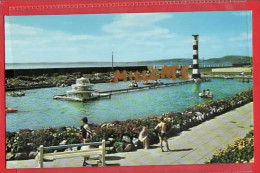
[[1, 0, 259, 173], [4, 10, 254, 168]]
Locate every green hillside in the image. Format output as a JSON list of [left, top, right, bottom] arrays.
[[133, 55, 252, 66]]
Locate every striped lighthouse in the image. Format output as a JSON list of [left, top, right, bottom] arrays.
[[192, 34, 201, 79]]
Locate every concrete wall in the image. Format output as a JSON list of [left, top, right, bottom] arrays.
[[5, 66, 148, 78]]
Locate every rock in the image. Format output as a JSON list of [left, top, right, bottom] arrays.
[[132, 138, 139, 145], [116, 146, 123, 153], [101, 124, 107, 128], [107, 123, 114, 127], [195, 112, 203, 117], [65, 148, 72, 152], [108, 138, 114, 142], [27, 143, 34, 147], [124, 144, 133, 152], [59, 140, 67, 145], [28, 152, 38, 159], [132, 138, 142, 147], [6, 152, 14, 160], [15, 152, 28, 160], [72, 147, 78, 151], [122, 136, 131, 143]]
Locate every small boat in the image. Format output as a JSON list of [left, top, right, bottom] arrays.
[[129, 82, 138, 87], [143, 80, 154, 85], [241, 78, 250, 83], [7, 91, 25, 97], [155, 80, 164, 85], [143, 80, 163, 85], [5, 108, 18, 113], [223, 75, 234, 79], [199, 93, 213, 98]]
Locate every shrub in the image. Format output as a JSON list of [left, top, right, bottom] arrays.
[[207, 130, 254, 163]]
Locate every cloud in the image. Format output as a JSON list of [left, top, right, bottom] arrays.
[[103, 13, 173, 31], [102, 13, 175, 39], [233, 11, 251, 16], [5, 23, 44, 36], [229, 32, 252, 42], [5, 13, 178, 63]]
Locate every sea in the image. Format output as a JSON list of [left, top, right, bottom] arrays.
[[5, 61, 230, 70]]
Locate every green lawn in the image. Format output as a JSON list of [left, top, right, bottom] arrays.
[[187, 67, 252, 76]]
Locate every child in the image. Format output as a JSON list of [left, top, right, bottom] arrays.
[[138, 126, 149, 149], [154, 117, 171, 152]]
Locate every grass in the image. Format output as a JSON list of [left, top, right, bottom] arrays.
[[187, 67, 252, 76]]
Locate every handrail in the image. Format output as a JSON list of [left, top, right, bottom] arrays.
[[38, 141, 110, 151], [37, 140, 107, 168], [99, 80, 195, 94]]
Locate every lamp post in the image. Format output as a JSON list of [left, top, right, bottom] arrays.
[[112, 52, 114, 71]]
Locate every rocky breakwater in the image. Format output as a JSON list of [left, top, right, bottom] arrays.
[[6, 89, 253, 160], [5, 72, 114, 91]]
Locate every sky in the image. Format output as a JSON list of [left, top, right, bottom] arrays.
[[5, 11, 252, 63]]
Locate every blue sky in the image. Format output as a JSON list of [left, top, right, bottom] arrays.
[[5, 11, 252, 63]]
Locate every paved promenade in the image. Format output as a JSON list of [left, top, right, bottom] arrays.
[[7, 102, 253, 168]]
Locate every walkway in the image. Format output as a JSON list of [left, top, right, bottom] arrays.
[[7, 102, 253, 168]]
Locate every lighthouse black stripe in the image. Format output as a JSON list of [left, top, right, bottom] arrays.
[[193, 55, 198, 59], [193, 45, 198, 50], [193, 64, 199, 69], [192, 74, 201, 78]]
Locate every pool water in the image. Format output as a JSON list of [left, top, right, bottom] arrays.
[[6, 78, 252, 132]]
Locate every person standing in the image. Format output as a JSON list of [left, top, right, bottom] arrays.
[[138, 126, 149, 149], [81, 117, 93, 166], [154, 117, 171, 152]]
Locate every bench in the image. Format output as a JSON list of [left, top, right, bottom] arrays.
[[35, 140, 109, 168]]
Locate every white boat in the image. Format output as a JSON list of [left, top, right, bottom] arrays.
[[199, 92, 213, 98], [143, 80, 154, 85], [143, 80, 164, 85], [7, 91, 25, 97], [223, 75, 234, 79], [53, 77, 111, 102], [129, 82, 138, 87]]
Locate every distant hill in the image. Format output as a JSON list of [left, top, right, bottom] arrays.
[[132, 55, 252, 67], [205, 56, 251, 65]]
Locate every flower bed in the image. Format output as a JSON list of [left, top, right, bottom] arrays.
[[6, 89, 253, 160], [207, 130, 254, 163]]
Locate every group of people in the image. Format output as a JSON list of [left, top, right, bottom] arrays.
[[201, 89, 212, 97], [80, 116, 172, 166]]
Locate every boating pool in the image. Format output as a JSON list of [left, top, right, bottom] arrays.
[[6, 78, 252, 132]]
